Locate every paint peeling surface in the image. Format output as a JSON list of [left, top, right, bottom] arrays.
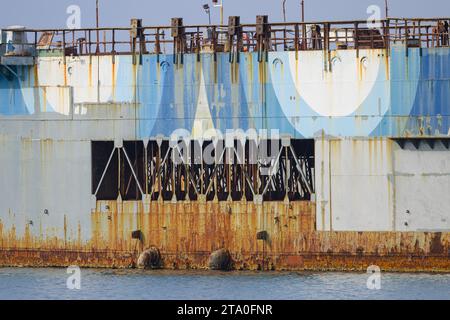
[[1, 23, 450, 271], [1, 201, 449, 271], [1, 47, 449, 138]]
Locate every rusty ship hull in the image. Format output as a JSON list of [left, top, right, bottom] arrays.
[[0, 17, 449, 271]]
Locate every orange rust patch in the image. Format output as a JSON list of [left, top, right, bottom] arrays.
[[1, 201, 449, 272]]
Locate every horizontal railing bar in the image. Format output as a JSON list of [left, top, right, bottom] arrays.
[[8, 17, 447, 33]]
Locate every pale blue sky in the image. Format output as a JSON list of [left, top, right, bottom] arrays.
[[1, 0, 449, 28]]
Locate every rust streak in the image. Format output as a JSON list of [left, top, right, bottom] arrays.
[[1, 201, 449, 272]]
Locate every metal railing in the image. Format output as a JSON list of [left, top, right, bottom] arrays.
[[1, 17, 449, 58]]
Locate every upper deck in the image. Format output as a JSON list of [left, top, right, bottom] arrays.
[[0, 17, 449, 139], [1, 17, 448, 56]]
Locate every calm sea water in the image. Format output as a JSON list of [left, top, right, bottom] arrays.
[[0, 268, 448, 300]]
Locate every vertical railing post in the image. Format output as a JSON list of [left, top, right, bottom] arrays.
[[62, 30, 66, 64], [405, 19, 409, 57], [213, 26, 217, 62], [88, 30, 92, 55], [96, 26, 100, 54], [302, 22, 306, 50], [84, 30, 87, 54], [112, 29, 115, 53], [103, 30, 106, 53], [294, 23, 299, 60], [404, 19, 409, 39], [370, 25, 374, 48], [418, 20, 422, 56], [156, 28, 161, 62], [196, 26, 201, 62], [34, 31, 37, 55], [385, 19, 391, 55], [324, 23, 331, 71]]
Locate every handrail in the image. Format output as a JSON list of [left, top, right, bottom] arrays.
[[7, 17, 447, 32], [1, 17, 448, 57]]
